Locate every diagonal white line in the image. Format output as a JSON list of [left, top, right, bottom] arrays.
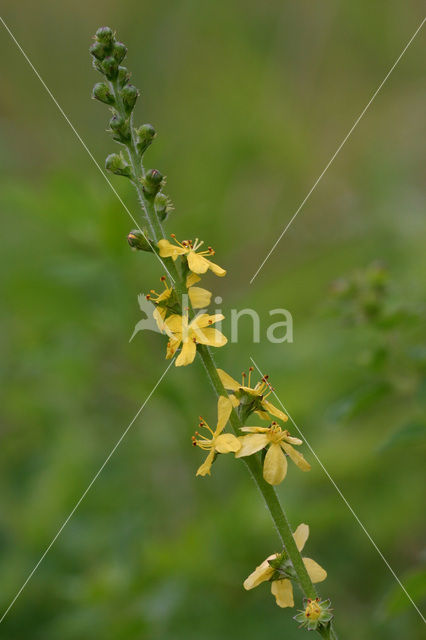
[[249, 16, 426, 284], [0, 16, 174, 282], [0, 358, 175, 625], [249, 356, 426, 623]]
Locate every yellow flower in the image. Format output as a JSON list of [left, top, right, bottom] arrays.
[[236, 422, 310, 485], [192, 396, 241, 476], [148, 275, 212, 332], [217, 367, 288, 422], [243, 524, 327, 608], [158, 235, 226, 277], [164, 312, 227, 366]]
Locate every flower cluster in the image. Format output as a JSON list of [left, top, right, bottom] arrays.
[[90, 27, 334, 636]]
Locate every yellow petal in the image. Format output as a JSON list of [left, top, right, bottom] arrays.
[[195, 327, 227, 347], [303, 557, 327, 583], [207, 259, 226, 277], [153, 307, 167, 333], [229, 394, 239, 407], [175, 339, 197, 366], [282, 443, 311, 471], [235, 433, 269, 457], [217, 369, 240, 391], [243, 555, 277, 590], [216, 395, 233, 433], [262, 399, 288, 422], [188, 286, 212, 309], [165, 314, 185, 336], [187, 251, 210, 274], [166, 336, 181, 359], [191, 313, 224, 330], [263, 443, 288, 485], [196, 450, 215, 476], [215, 433, 241, 453], [186, 271, 201, 287], [271, 579, 294, 608], [240, 426, 269, 433], [157, 238, 186, 259], [292, 523, 309, 552], [255, 409, 271, 421], [284, 434, 303, 445]]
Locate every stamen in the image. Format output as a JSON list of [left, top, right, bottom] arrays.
[[160, 275, 166, 282]]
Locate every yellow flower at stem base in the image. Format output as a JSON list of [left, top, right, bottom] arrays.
[[236, 422, 311, 485], [243, 524, 327, 608], [165, 312, 227, 366], [192, 396, 241, 476], [158, 235, 226, 276], [217, 367, 289, 422]]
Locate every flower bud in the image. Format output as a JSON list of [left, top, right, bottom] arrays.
[[127, 229, 154, 252], [121, 84, 139, 115], [102, 56, 119, 80], [294, 598, 333, 632], [117, 66, 131, 88], [92, 82, 115, 106], [135, 124, 156, 155], [142, 169, 164, 198], [89, 41, 107, 61], [155, 192, 174, 222], [105, 153, 133, 178], [113, 42, 127, 64], [95, 27, 115, 46], [109, 113, 131, 143]]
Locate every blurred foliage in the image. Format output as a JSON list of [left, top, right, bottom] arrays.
[[0, 1, 425, 639]]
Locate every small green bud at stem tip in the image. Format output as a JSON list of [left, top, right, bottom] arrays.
[[121, 84, 139, 115], [92, 82, 115, 106], [105, 152, 133, 178], [127, 229, 154, 252], [142, 169, 164, 198], [135, 124, 156, 155]]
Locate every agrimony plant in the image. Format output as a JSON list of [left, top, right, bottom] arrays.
[[89, 26, 338, 639]]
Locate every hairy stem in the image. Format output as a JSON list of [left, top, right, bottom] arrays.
[[109, 65, 338, 640]]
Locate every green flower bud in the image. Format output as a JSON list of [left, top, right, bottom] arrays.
[[95, 27, 115, 46], [117, 66, 131, 88], [89, 41, 107, 61], [142, 169, 164, 198], [121, 84, 139, 115], [155, 192, 174, 222], [113, 42, 127, 64], [92, 82, 115, 106], [109, 113, 131, 143], [102, 56, 119, 80], [127, 229, 154, 252], [135, 124, 156, 155], [105, 152, 132, 178]]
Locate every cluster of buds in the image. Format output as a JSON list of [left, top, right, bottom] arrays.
[[90, 26, 174, 228]]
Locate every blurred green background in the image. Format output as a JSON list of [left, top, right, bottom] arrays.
[[0, 1, 425, 638]]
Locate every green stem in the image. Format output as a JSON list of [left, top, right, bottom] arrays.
[[109, 77, 338, 639]]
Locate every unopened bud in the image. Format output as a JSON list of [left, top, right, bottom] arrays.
[[95, 27, 115, 46], [127, 229, 154, 252], [90, 41, 107, 61], [105, 153, 132, 178], [92, 82, 115, 106], [155, 192, 174, 222], [109, 113, 131, 143], [117, 66, 131, 88], [121, 84, 139, 115], [135, 124, 156, 155], [142, 169, 164, 198], [113, 42, 127, 64], [102, 56, 119, 80]]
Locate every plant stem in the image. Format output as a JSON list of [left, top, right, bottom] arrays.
[[110, 76, 338, 639]]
